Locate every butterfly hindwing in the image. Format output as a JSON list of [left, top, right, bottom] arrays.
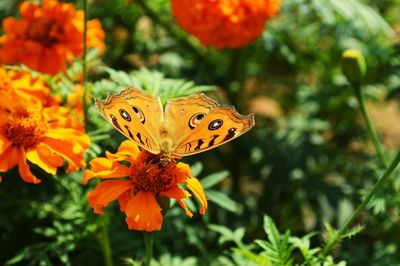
[[96, 93, 161, 154], [173, 106, 254, 156]]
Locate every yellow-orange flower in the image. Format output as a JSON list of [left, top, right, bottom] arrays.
[[0, 67, 52, 105], [83, 140, 208, 232], [171, 0, 281, 49], [0, 97, 90, 184], [0, 0, 105, 75]]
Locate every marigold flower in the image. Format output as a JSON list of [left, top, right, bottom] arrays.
[[83, 140, 208, 232], [0, 0, 105, 75], [0, 98, 90, 184], [0, 67, 52, 105], [171, 0, 281, 49]]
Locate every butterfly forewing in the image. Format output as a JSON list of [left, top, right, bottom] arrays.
[[165, 93, 219, 149], [119, 87, 164, 139], [96, 94, 161, 154], [173, 107, 254, 156]]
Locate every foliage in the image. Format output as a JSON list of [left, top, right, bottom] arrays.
[[1, 0, 400, 265]]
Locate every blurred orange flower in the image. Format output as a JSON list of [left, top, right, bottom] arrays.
[[0, 0, 105, 75], [83, 140, 208, 232], [0, 67, 52, 104], [0, 95, 90, 184], [171, 0, 281, 49]]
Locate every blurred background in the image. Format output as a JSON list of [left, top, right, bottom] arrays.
[[0, 0, 400, 265]]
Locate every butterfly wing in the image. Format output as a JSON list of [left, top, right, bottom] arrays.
[[164, 93, 219, 150], [165, 94, 254, 156], [96, 88, 163, 154]]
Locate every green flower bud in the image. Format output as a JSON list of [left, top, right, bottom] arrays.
[[341, 49, 367, 86]]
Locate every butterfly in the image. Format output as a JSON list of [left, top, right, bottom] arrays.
[[96, 87, 254, 158]]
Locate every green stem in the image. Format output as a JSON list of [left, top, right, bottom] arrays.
[[134, 0, 213, 68], [354, 84, 388, 167], [99, 221, 114, 266], [82, 0, 89, 132], [321, 150, 400, 257], [144, 232, 154, 266]]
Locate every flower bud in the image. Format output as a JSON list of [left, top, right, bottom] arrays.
[[341, 49, 367, 86]]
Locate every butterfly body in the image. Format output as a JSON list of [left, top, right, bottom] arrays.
[[96, 87, 254, 157]]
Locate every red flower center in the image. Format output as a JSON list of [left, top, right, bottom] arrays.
[[26, 18, 63, 47], [2, 105, 47, 148], [129, 152, 179, 194]]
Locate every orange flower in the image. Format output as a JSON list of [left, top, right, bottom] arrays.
[[83, 140, 208, 232], [0, 97, 90, 184], [0, 0, 105, 75], [0, 66, 52, 105], [171, 0, 281, 49]]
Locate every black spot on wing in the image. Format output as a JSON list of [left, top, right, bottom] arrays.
[[110, 115, 122, 131], [194, 139, 204, 150], [136, 132, 145, 145], [223, 128, 237, 142], [208, 135, 219, 147], [124, 125, 135, 140]]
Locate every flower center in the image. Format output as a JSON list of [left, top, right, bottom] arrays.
[[2, 105, 48, 148], [26, 18, 63, 47], [130, 152, 178, 194]]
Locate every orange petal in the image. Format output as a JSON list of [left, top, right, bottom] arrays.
[[87, 180, 133, 214], [0, 145, 19, 172], [0, 135, 11, 153], [18, 147, 41, 184], [118, 191, 132, 212], [83, 157, 131, 185], [41, 138, 86, 173], [160, 184, 190, 200], [177, 199, 193, 218], [125, 191, 163, 231], [106, 140, 140, 161], [176, 162, 191, 182], [26, 144, 63, 175], [186, 177, 208, 215]]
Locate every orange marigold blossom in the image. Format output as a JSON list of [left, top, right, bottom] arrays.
[[0, 97, 90, 184], [0, 0, 105, 75], [0, 66, 52, 105], [83, 140, 208, 232], [171, 0, 281, 49]]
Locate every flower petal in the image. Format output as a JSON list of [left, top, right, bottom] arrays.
[[41, 137, 86, 173], [177, 199, 193, 218], [87, 180, 133, 214], [26, 144, 63, 175], [0, 145, 19, 172], [17, 147, 41, 184], [125, 191, 163, 231], [83, 157, 131, 185], [105, 140, 140, 161], [160, 184, 190, 200], [186, 176, 208, 215]]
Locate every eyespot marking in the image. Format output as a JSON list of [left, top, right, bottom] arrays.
[[119, 109, 131, 121], [132, 105, 145, 124], [208, 119, 223, 130], [189, 112, 206, 129]]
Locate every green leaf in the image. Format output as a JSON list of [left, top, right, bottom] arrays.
[[206, 190, 242, 213], [200, 170, 229, 189]]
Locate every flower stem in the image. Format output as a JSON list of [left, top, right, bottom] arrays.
[[82, 0, 89, 132], [321, 150, 400, 257], [354, 84, 388, 167], [99, 220, 114, 266], [144, 232, 154, 266]]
